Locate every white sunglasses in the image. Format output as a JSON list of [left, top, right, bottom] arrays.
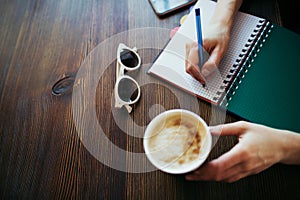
[[114, 43, 142, 113]]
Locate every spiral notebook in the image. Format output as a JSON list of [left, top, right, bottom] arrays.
[[147, 0, 300, 132]]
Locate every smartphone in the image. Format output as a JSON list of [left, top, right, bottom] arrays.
[[149, 0, 197, 17]]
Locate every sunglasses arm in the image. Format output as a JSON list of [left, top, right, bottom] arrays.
[[124, 105, 132, 113], [116, 62, 126, 81], [114, 95, 133, 113]]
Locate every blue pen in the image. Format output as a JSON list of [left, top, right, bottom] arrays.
[[195, 8, 204, 68], [195, 8, 206, 87]]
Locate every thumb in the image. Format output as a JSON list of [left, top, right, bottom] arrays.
[[209, 121, 250, 137], [201, 46, 223, 77]]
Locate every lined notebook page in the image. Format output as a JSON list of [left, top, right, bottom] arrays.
[[148, 0, 264, 104]]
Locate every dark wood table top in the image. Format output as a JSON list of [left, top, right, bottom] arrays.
[[1, 0, 300, 199]]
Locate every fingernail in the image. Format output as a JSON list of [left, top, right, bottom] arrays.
[[202, 69, 210, 77]]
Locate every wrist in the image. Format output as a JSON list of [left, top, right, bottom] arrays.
[[213, 0, 243, 31], [279, 130, 300, 165]]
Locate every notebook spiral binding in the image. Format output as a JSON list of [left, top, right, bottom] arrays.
[[214, 19, 274, 107]]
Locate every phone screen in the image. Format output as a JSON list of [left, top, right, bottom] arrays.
[[149, 0, 196, 16]]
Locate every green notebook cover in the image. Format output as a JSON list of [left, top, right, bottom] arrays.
[[227, 24, 300, 133]]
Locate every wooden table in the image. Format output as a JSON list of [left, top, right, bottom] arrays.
[[1, 0, 300, 199]]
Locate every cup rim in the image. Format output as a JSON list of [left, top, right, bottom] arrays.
[[143, 109, 212, 174]]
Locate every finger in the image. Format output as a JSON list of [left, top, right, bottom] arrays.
[[185, 162, 245, 182], [203, 136, 275, 182], [185, 43, 206, 84], [222, 168, 250, 183], [209, 121, 249, 137], [225, 172, 248, 183], [201, 59, 218, 78], [185, 174, 205, 181], [188, 43, 200, 67], [185, 163, 215, 181], [213, 161, 256, 183], [202, 38, 216, 54], [223, 164, 265, 183], [198, 142, 248, 175], [201, 39, 229, 77], [186, 65, 206, 84], [200, 143, 273, 182], [204, 67, 217, 80], [185, 43, 191, 68], [200, 46, 224, 77], [185, 158, 240, 182], [209, 46, 225, 67]]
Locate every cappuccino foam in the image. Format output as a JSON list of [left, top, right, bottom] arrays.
[[147, 113, 207, 170]]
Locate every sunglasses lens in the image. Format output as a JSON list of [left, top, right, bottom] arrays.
[[120, 49, 139, 68], [118, 78, 139, 102]]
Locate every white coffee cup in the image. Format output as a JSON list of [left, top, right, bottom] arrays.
[[143, 109, 212, 174]]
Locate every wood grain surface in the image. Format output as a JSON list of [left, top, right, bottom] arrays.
[[1, 0, 299, 199]]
